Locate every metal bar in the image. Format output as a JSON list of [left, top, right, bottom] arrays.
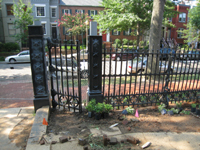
[[77, 40, 82, 112]]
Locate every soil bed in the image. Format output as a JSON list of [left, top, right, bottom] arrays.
[[47, 103, 200, 138]]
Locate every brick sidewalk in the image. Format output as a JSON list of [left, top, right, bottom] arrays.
[[0, 82, 34, 108]]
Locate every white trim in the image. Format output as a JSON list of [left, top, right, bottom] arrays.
[[50, 22, 57, 24], [34, 4, 46, 7], [41, 21, 47, 23], [50, 6, 57, 8]]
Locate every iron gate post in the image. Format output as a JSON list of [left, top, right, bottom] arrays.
[[87, 36, 103, 103], [28, 25, 50, 112]]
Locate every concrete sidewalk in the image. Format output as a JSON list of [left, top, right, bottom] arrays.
[[0, 107, 34, 150]]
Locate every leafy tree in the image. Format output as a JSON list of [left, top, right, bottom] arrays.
[[180, 1, 200, 48], [58, 12, 90, 41], [12, 0, 33, 48], [94, 0, 177, 47]]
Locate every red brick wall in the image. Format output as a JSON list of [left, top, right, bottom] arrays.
[[169, 5, 190, 45]]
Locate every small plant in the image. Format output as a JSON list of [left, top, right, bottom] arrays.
[[85, 99, 96, 112], [158, 103, 166, 112], [114, 38, 121, 48], [191, 103, 197, 108], [122, 38, 129, 45], [181, 110, 190, 115], [95, 103, 104, 114], [105, 55, 110, 58], [170, 108, 179, 114], [125, 106, 134, 114], [176, 102, 182, 108], [103, 103, 113, 113], [123, 96, 129, 104]]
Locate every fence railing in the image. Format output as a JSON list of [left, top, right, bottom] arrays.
[[102, 45, 200, 109]]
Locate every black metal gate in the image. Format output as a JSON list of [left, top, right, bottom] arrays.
[[47, 37, 82, 112]]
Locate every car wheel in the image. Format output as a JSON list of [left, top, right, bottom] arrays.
[[81, 70, 88, 79], [9, 58, 16, 63], [117, 57, 121, 61]]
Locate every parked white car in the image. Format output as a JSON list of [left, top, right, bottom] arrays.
[[49, 57, 88, 78], [5, 50, 30, 63]]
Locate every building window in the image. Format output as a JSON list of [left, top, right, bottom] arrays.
[[65, 28, 70, 35], [41, 23, 46, 35], [179, 13, 186, 22], [51, 8, 56, 17], [77, 9, 83, 14], [6, 4, 13, 16], [90, 10, 96, 18], [168, 17, 172, 22], [177, 28, 184, 38], [64, 9, 70, 14], [124, 29, 131, 35], [113, 29, 119, 35], [36, 6, 45, 17], [8, 23, 16, 35]]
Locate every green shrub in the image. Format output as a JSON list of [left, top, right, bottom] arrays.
[[2, 42, 20, 52], [191, 103, 196, 108], [122, 38, 129, 45], [133, 40, 137, 45], [0, 56, 5, 61], [125, 106, 134, 114], [129, 40, 133, 45], [114, 39, 121, 48], [140, 41, 144, 46]]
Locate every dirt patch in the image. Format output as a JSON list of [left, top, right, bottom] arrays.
[[47, 103, 200, 136], [9, 117, 34, 150], [47, 103, 200, 149]]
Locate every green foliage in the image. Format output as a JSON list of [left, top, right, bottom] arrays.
[[12, 0, 33, 45], [181, 110, 190, 115], [176, 102, 182, 108], [114, 39, 121, 48], [103, 103, 113, 113], [122, 38, 129, 45], [191, 103, 197, 108], [158, 104, 166, 112], [95, 103, 104, 113], [0, 42, 20, 52], [125, 106, 134, 114], [129, 40, 133, 45], [94, 0, 178, 46], [169, 108, 179, 114], [105, 55, 110, 58], [139, 41, 144, 46], [189, 1, 200, 30], [0, 56, 5, 61], [59, 12, 90, 36], [85, 99, 96, 112]]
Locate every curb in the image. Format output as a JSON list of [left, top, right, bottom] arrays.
[[26, 106, 50, 150]]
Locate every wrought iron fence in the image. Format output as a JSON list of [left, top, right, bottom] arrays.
[[47, 36, 82, 112], [102, 44, 200, 109]]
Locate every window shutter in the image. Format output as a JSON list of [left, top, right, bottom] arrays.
[[62, 9, 64, 15], [95, 10, 97, 15], [130, 28, 131, 34], [112, 30, 113, 35], [88, 10, 90, 16], [83, 10, 85, 14], [75, 10, 77, 13], [63, 27, 65, 35], [70, 9, 72, 14], [123, 31, 125, 35], [118, 31, 120, 35], [88, 29, 90, 35]]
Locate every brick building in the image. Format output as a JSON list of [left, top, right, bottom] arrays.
[[165, 3, 190, 46]]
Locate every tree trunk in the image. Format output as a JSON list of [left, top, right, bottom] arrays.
[[147, 0, 166, 77], [136, 23, 140, 49]]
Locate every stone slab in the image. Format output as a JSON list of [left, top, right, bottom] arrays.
[[0, 108, 21, 118]]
